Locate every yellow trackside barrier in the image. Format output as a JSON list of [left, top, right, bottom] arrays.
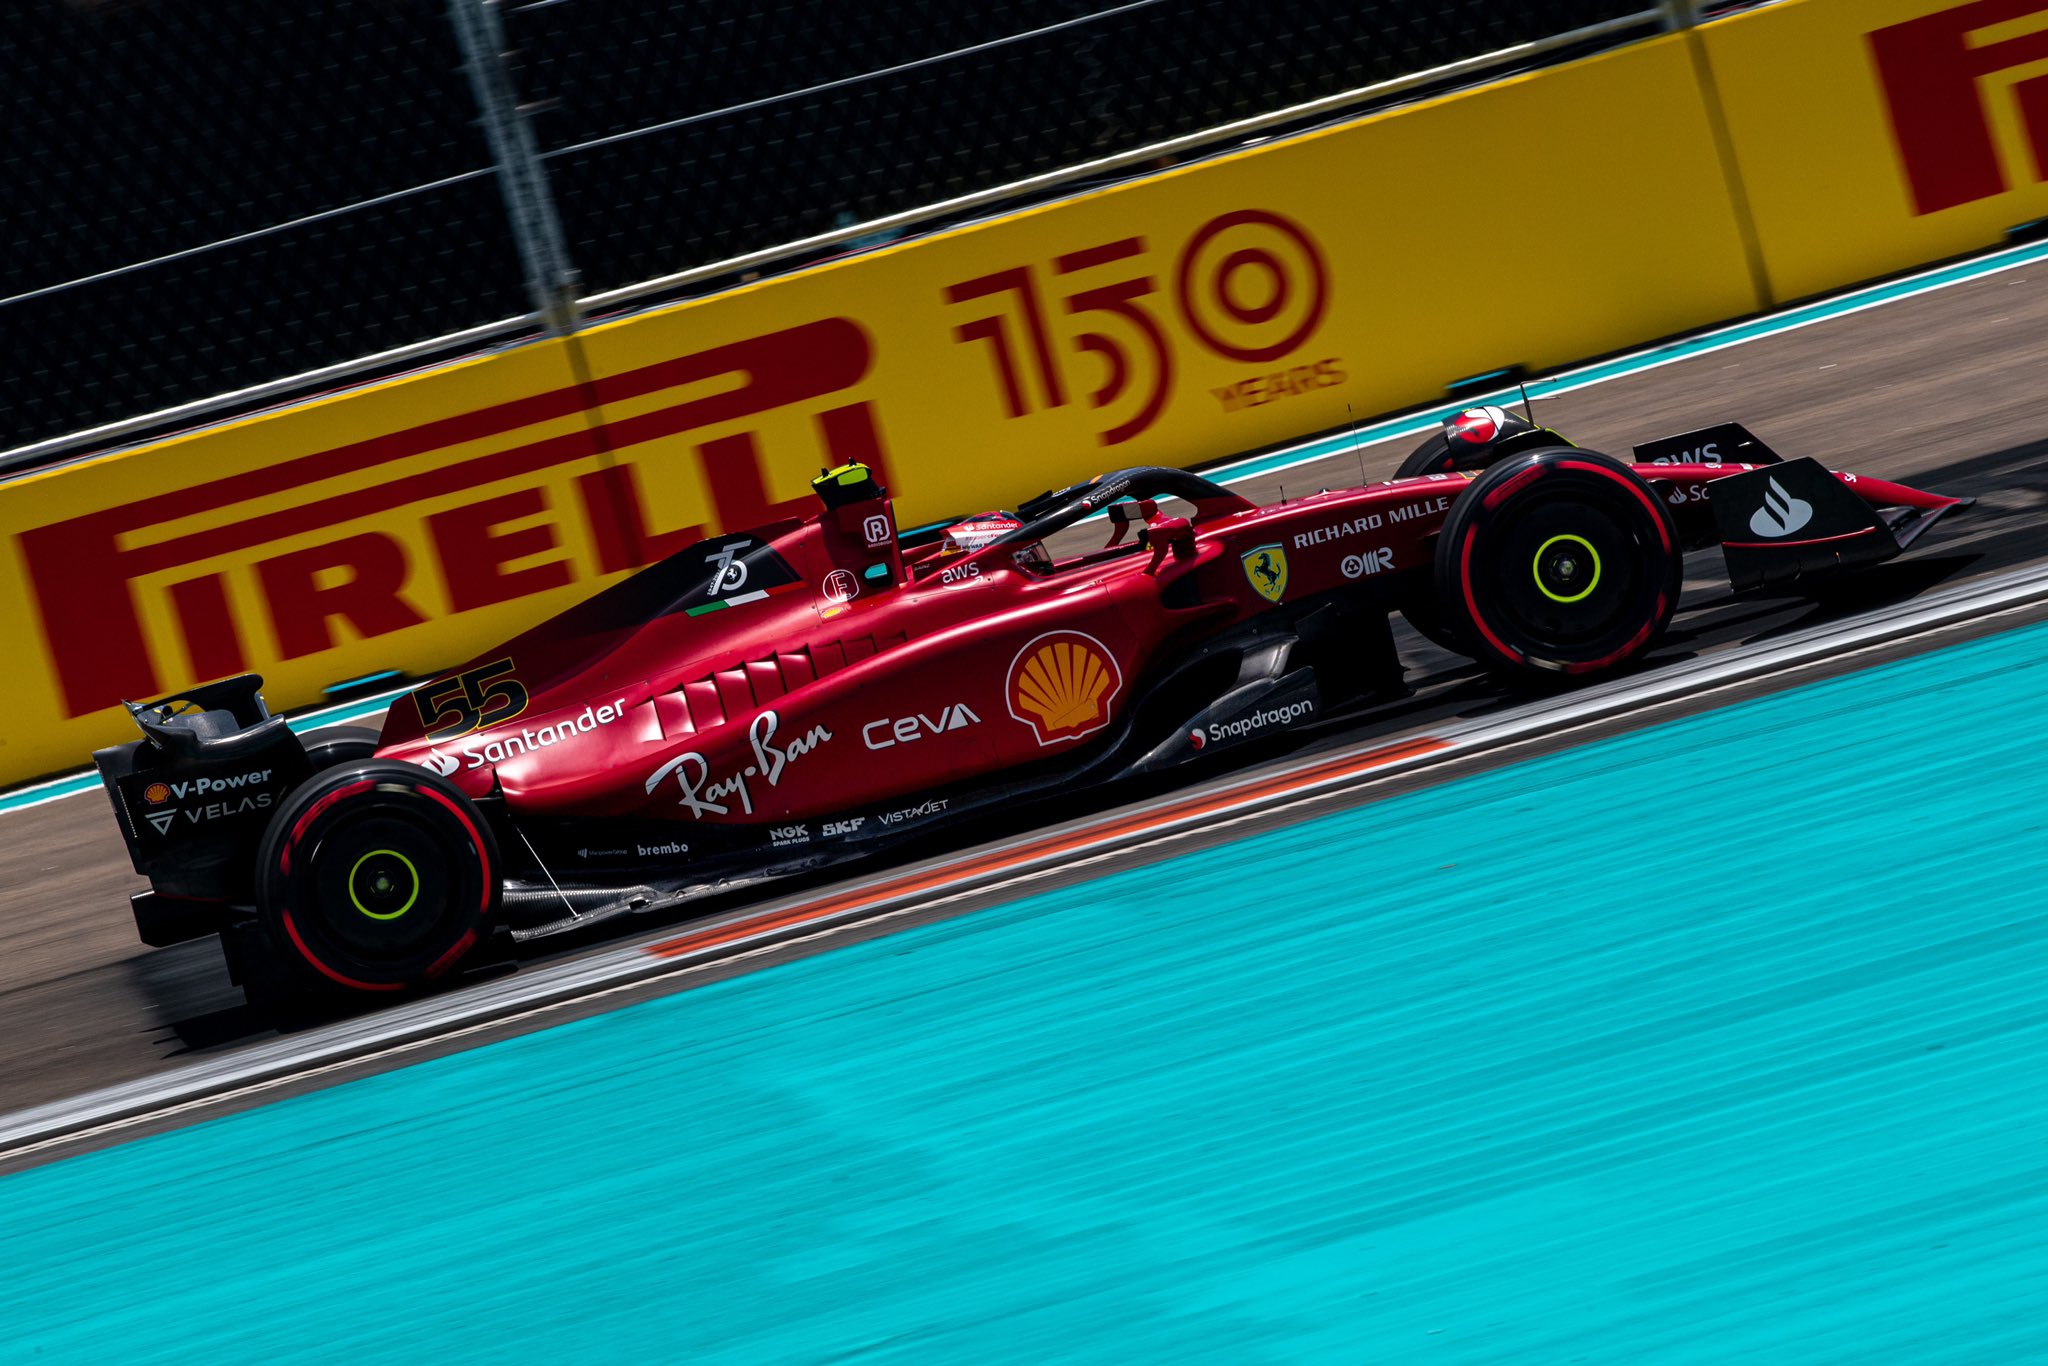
[[1704, 0, 2048, 304], [0, 32, 1759, 787]]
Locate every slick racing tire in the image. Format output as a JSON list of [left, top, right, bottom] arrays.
[[1394, 428, 1471, 480], [301, 725, 381, 772], [1435, 447, 1679, 682], [252, 760, 501, 995]]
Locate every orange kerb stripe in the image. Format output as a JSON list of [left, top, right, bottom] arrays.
[[644, 736, 1451, 960]]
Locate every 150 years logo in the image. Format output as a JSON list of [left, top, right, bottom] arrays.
[[943, 209, 1334, 447]]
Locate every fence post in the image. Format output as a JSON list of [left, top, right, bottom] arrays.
[[448, 0, 580, 333], [1661, 0, 1700, 28]]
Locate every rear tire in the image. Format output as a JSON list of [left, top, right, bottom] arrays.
[[252, 760, 500, 998], [301, 725, 381, 772], [1435, 447, 1679, 682]]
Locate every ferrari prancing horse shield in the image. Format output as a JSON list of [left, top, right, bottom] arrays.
[[1241, 544, 1288, 603]]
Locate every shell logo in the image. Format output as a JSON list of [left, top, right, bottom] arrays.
[[1006, 630, 1123, 747], [143, 782, 171, 805]]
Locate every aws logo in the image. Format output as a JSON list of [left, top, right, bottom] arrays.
[[1006, 631, 1123, 747]]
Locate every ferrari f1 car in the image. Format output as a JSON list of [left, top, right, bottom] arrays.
[[96, 409, 1970, 1008]]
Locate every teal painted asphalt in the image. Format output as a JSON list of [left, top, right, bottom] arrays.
[[4, 621, 2046, 1361]]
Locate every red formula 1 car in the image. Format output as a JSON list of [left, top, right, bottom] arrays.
[[96, 409, 1969, 1008]]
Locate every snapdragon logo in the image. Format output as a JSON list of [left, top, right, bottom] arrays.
[[1207, 698, 1315, 743]]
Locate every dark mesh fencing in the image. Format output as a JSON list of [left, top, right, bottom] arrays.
[[512, 0, 1652, 297], [0, 0, 526, 451], [2, 0, 1652, 455]]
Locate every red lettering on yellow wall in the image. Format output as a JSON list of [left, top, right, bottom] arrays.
[[427, 488, 574, 613], [577, 465, 703, 576], [168, 574, 247, 682], [1870, 0, 2048, 215], [18, 316, 890, 717], [256, 533, 429, 660], [943, 210, 1329, 446]]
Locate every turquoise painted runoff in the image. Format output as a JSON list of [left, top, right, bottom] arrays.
[[3, 623, 2046, 1363]]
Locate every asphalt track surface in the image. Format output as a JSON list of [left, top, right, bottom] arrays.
[[2, 256, 2045, 1124]]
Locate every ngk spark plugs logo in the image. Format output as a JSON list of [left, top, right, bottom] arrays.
[[19, 318, 891, 719], [943, 209, 1334, 446], [1870, 0, 2048, 215]]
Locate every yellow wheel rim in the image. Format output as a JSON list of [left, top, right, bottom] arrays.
[[349, 849, 420, 921], [1534, 533, 1601, 604]]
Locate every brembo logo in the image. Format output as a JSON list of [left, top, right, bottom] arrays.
[[1749, 477, 1813, 539], [1870, 0, 2048, 215]]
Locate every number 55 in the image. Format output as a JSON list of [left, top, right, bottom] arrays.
[[410, 658, 529, 742]]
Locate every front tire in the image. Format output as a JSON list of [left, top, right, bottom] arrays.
[[1435, 447, 1680, 682], [252, 760, 500, 997]]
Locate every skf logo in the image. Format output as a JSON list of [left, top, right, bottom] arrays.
[[1007, 630, 1123, 747], [1241, 544, 1288, 603], [1870, 0, 2048, 215]]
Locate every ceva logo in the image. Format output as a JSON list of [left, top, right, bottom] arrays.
[[1749, 476, 1813, 539]]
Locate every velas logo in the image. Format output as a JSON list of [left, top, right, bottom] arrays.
[[1007, 631, 1123, 747], [143, 782, 171, 805], [1870, 0, 2048, 216]]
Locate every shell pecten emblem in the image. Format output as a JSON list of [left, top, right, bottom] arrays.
[[1006, 630, 1124, 747]]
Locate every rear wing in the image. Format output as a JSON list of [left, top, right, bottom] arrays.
[[1633, 422, 1783, 468]]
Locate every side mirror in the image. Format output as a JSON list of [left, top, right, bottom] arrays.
[[1144, 515, 1196, 572]]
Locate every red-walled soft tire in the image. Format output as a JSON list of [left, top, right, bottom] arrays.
[[1435, 447, 1680, 682], [252, 760, 500, 996], [301, 725, 381, 772]]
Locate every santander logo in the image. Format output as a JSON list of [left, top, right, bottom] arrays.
[[419, 750, 461, 777], [1748, 476, 1813, 538]]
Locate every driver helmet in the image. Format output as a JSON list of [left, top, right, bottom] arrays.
[[938, 511, 1050, 571]]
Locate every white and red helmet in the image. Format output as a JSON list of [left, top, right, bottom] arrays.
[[939, 511, 1050, 571]]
